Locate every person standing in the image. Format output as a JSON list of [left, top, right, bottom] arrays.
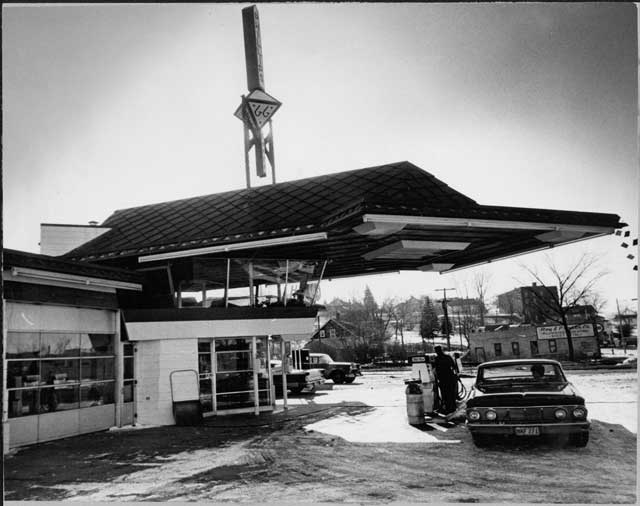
[[434, 345, 457, 415]]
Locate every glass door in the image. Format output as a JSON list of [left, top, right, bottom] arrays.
[[198, 340, 213, 413], [213, 336, 272, 413]]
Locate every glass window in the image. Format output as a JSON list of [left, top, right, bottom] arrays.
[[330, 328, 336, 339], [7, 360, 41, 388], [9, 389, 40, 418], [123, 343, 134, 356], [7, 332, 40, 359], [216, 392, 255, 411], [494, 343, 502, 357], [216, 338, 251, 352], [80, 358, 115, 382], [217, 351, 252, 372], [199, 353, 212, 376], [41, 359, 79, 384], [512, 342, 520, 356], [530, 341, 539, 355], [216, 371, 253, 393], [548, 339, 557, 353], [40, 385, 79, 412], [80, 334, 114, 356], [198, 341, 211, 353], [80, 383, 114, 407], [41, 333, 80, 358], [319, 330, 325, 338], [124, 357, 134, 380]]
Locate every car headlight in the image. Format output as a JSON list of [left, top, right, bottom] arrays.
[[572, 407, 587, 419], [554, 408, 568, 420], [467, 410, 481, 421], [485, 409, 497, 421]]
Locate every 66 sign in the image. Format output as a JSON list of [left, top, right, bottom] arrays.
[[234, 89, 282, 131]]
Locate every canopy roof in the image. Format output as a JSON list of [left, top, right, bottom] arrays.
[[64, 161, 624, 279]]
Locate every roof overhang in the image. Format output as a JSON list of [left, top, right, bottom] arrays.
[[8, 267, 143, 291], [138, 232, 328, 263], [355, 213, 615, 235]]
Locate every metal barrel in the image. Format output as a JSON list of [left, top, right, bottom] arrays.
[[405, 382, 425, 425]]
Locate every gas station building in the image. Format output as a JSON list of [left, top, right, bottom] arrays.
[[2, 161, 625, 450]]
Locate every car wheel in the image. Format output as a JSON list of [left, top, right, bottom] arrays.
[[569, 432, 589, 447], [332, 371, 345, 384], [344, 377, 355, 384], [472, 433, 491, 447]]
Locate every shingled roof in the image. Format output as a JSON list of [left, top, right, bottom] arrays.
[[65, 162, 477, 261], [63, 161, 624, 277]]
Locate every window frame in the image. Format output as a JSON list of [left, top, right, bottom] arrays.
[[6, 331, 117, 418]]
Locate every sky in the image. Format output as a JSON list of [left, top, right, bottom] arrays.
[[3, 3, 638, 317]]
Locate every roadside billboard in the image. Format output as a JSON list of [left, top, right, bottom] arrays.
[[536, 323, 595, 340]]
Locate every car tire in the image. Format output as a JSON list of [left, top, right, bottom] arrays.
[[569, 432, 589, 447], [471, 434, 491, 447], [344, 377, 355, 384], [332, 371, 345, 384]]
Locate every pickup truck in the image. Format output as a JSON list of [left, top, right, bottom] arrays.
[[308, 352, 362, 384], [270, 360, 325, 394]]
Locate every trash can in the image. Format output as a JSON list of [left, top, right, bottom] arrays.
[[405, 380, 425, 426], [173, 400, 203, 426]]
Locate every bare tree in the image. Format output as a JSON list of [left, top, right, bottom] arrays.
[[473, 270, 492, 326], [519, 253, 608, 361]]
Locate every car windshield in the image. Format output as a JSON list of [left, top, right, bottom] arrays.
[[478, 363, 566, 384]]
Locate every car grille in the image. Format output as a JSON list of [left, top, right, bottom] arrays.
[[504, 407, 545, 422]]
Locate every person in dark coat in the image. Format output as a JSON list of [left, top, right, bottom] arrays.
[[434, 345, 458, 415]]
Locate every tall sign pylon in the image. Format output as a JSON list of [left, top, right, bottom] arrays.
[[234, 5, 281, 188]]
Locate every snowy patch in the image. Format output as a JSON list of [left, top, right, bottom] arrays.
[[305, 407, 460, 443], [50, 440, 258, 500]]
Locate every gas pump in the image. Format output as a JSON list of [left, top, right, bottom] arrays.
[[408, 355, 436, 414]]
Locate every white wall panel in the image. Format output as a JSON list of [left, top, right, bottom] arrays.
[[135, 339, 198, 426], [8, 416, 38, 447], [126, 317, 316, 340], [37, 410, 79, 443], [6, 302, 115, 333], [79, 404, 116, 434]]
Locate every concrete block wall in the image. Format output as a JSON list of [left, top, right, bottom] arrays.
[[135, 338, 198, 426], [469, 325, 599, 362]]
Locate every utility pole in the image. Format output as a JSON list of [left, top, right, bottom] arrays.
[[436, 288, 456, 350], [616, 298, 624, 348]]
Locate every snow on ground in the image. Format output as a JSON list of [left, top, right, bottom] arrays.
[[292, 367, 637, 442], [288, 370, 461, 443], [305, 407, 459, 443], [50, 441, 259, 501]]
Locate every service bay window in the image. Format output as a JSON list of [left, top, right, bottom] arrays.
[[6, 332, 116, 418]]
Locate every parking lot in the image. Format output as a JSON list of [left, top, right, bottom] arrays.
[[4, 368, 637, 503]]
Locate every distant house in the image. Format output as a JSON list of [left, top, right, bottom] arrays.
[[309, 318, 358, 341], [306, 319, 359, 361]]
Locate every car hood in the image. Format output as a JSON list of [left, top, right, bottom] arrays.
[[467, 382, 585, 407]]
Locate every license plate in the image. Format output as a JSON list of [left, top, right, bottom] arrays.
[[515, 427, 540, 436]]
